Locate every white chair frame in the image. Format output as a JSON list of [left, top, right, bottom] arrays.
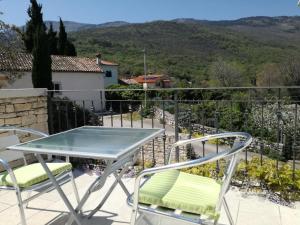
[[129, 132, 252, 225], [0, 126, 80, 225]]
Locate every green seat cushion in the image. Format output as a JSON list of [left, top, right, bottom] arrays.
[[139, 170, 221, 219], [0, 163, 72, 188], [139, 170, 180, 205]]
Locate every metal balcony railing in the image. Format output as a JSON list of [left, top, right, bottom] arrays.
[[46, 87, 300, 179]]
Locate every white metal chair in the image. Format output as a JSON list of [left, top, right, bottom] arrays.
[[129, 132, 252, 225], [0, 126, 80, 225]]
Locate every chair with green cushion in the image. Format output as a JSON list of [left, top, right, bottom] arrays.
[[0, 126, 80, 225], [129, 132, 252, 225]]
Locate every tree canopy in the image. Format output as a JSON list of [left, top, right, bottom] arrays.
[[57, 18, 77, 56], [32, 24, 52, 89], [47, 23, 58, 55], [23, 0, 46, 53]]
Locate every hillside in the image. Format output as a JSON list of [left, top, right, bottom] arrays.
[[69, 16, 300, 85], [44, 21, 129, 32]]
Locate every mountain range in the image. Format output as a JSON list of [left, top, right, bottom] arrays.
[[44, 16, 300, 85], [44, 20, 130, 32]]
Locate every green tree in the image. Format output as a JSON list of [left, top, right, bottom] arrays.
[[209, 59, 246, 87], [32, 24, 52, 89], [23, 0, 46, 53], [57, 18, 67, 55], [47, 23, 58, 55], [256, 63, 282, 87], [57, 18, 77, 56], [0, 11, 24, 87], [280, 57, 300, 101], [65, 40, 77, 56]]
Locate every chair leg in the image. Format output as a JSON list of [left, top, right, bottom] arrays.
[[25, 190, 32, 208], [130, 208, 138, 225], [223, 198, 234, 225], [70, 172, 80, 205], [213, 218, 219, 225], [15, 189, 27, 225]]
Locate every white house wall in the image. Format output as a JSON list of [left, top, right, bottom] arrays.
[[4, 71, 105, 111], [102, 65, 118, 87], [52, 72, 105, 111]]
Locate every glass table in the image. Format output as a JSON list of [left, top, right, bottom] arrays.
[[8, 126, 164, 225]]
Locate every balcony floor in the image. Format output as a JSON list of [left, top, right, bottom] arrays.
[[0, 170, 299, 225]]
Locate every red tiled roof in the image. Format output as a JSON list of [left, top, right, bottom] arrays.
[[0, 52, 104, 73], [120, 78, 139, 85], [134, 75, 168, 84], [100, 60, 118, 66]]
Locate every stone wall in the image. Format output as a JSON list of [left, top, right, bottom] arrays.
[[0, 89, 48, 170], [0, 89, 48, 134], [140, 135, 187, 166]]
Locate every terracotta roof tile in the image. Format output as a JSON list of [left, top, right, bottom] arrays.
[[120, 78, 139, 85], [134, 74, 169, 84], [100, 60, 118, 66], [0, 52, 104, 73]]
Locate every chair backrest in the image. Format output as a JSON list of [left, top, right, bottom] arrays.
[[0, 135, 24, 163], [0, 126, 49, 167], [171, 132, 252, 212]]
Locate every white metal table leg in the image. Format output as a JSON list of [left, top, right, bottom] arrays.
[[36, 154, 82, 225], [87, 165, 131, 218], [113, 172, 130, 196], [65, 160, 114, 225]]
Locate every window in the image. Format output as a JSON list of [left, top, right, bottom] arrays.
[[53, 82, 61, 94], [105, 71, 112, 77]]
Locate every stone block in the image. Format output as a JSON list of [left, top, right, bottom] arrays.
[[11, 98, 36, 104], [32, 101, 47, 109], [21, 115, 36, 126], [30, 122, 48, 133], [0, 118, 4, 126], [37, 97, 47, 102], [37, 114, 48, 123], [14, 103, 32, 112], [0, 105, 5, 113], [0, 113, 17, 119], [5, 104, 14, 113], [34, 108, 47, 115], [16, 111, 29, 116], [5, 117, 22, 125]]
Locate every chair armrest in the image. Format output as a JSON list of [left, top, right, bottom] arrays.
[[167, 132, 251, 164], [0, 157, 19, 189], [0, 126, 49, 138], [0, 126, 51, 162], [130, 132, 252, 211]]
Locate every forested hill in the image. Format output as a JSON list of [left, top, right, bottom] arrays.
[[69, 16, 300, 86]]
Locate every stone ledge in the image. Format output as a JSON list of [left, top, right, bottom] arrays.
[[0, 88, 47, 99]]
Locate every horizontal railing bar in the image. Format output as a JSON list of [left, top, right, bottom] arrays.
[[50, 99, 300, 104], [46, 86, 300, 92]]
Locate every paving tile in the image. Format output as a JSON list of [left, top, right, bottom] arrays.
[[0, 174, 299, 225], [280, 205, 300, 225], [0, 190, 9, 197], [236, 196, 282, 225], [0, 201, 11, 213]]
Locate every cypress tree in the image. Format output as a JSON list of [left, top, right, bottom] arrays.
[[57, 18, 77, 56], [23, 0, 46, 53], [47, 23, 58, 55], [32, 24, 53, 89], [65, 40, 77, 56], [57, 18, 67, 55]]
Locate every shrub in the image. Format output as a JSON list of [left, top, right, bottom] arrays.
[[182, 156, 300, 202]]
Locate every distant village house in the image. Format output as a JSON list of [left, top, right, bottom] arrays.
[[121, 74, 172, 88], [0, 52, 118, 111]]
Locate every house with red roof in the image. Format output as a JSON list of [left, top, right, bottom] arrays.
[[134, 74, 172, 88], [0, 52, 118, 111]]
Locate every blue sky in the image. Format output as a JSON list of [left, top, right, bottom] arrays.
[[1, 0, 300, 26]]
